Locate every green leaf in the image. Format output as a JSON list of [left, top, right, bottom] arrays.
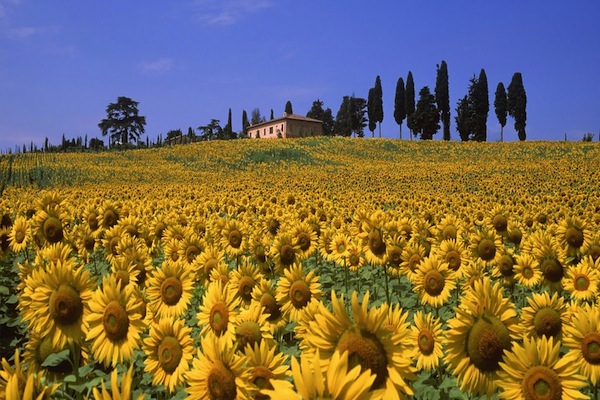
[[439, 376, 457, 390], [0, 285, 9, 295], [41, 349, 70, 368]]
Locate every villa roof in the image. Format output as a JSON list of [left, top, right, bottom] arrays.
[[248, 113, 322, 128]]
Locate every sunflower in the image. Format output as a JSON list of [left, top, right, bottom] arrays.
[[328, 231, 351, 266], [22, 329, 74, 380], [318, 227, 335, 263], [261, 349, 378, 400], [233, 301, 275, 352], [36, 190, 65, 213], [99, 200, 121, 230], [346, 241, 365, 272], [146, 260, 194, 319], [101, 225, 124, 264], [197, 280, 241, 345], [436, 214, 465, 242], [20, 259, 94, 348], [72, 223, 97, 264], [294, 299, 325, 347], [34, 241, 73, 269], [563, 255, 600, 303], [469, 228, 503, 267], [432, 238, 469, 279], [248, 233, 272, 275], [399, 242, 427, 283], [0, 227, 10, 258], [290, 221, 318, 261], [192, 244, 227, 284], [491, 248, 516, 283], [251, 279, 285, 333], [535, 243, 569, 292], [498, 336, 589, 400], [514, 253, 542, 287], [362, 225, 387, 266], [563, 302, 600, 385], [276, 264, 322, 323], [244, 341, 291, 398], [412, 256, 456, 308], [485, 205, 509, 235], [177, 233, 205, 265], [305, 290, 416, 398], [444, 277, 520, 397], [0, 349, 59, 400], [32, 205, 69, 247], [210, 262, 232, 285], [82, 202, 101, 233], [92, 364, 146, 400], [116, 236, 153, 288], [408, 311, 445, 373], [385, 235, 405, 276], [220, 219, 248, 258], [271, 232, 301, 273], [8, 215, 31, 253], [556, 216, 592, 259], [111, 256, 141, 288], [518, 291, 569, 341], [86, 275, 146, 367], [186, 332, 253, 400], [143, 317, 194, 393], [582, 231, 600, 262], [229, 259, 264, 306]]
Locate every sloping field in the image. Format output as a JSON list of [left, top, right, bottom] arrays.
[[0, 137, 599, 399]]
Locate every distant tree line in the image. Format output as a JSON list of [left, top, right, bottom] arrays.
[[2, 66, 536, 153]]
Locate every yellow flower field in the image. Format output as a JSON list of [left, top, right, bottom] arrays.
[[0, 137, 599, 399]]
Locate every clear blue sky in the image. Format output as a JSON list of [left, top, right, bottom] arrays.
[[1, 1, 599, 150]]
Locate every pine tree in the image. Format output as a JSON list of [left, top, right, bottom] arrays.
[[507, 72, 527, 141], [494, 82, 507, 142], [393, 77, 406, 140], [410, 86, 440, 140], [405, 71, 416, 140], [435, 61, 451, 140]]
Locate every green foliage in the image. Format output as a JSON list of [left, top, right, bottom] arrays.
[[435, 61, 451, 141], [472, 69, 489, 142], [98, 96, 147, 146], [507, 72, 527, 141], [494, 82, 508, 142], [394, 77, 406, 139], [285, 100, 293, 115], [410, 86, 440, 140], [582, 132, 594, 142], [306, 99, 335, 136], [405, 71, 416, 138]]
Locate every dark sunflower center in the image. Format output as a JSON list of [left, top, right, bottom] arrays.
[[208, 360, 237, 400], [445, 250, 461, 271], [87, 213, 99, 231], [589, 245, 600, 262], [228, 230, 242, 248], [336, 328, 389, 390], [289, 280, 311, 309], [158, 336, 183, 374], [204, 259, 217, 277], [251, 365, 275, 397], [161, 276, 183, 306], [400, 224, 412, 240], [336, 242, 346, 254], [349, 253, 361, 267], [238, 276, 255, 302], [492, 215, 508, 232], [260, 293, 281, 322], [408, 254, 422, 272], [387, 247, 402, 266], [109, 236, 120, 256], [498, 255, 515, 277], [115, 269, 130, 286], [533, 308, 562, 338], [43, 217, 64, 243], [296, 233, 311, 251], [103, 300, 130, 341], [368, 230, 386, 256], [268, 219, 280, 236], [418, 329, 435, 355], [574, 274, 590, 291], [15, 230, 26, 243], [49, 284, 83, 326], [466, 314, 511, 372], [521, 365, 562, 400], [477, 238, 496, 261], [279, 244, 296, 266], [154, 222, 166, 239], [123, 224, 138, 238], [0, 233, 8, 251], [565, 227, 584, 248], [423, 270, 445, 296], [235, 320, 263, 350], [541, 258, 564, 283], [522, 266, 534, 279], [84, 236, 95, 252], [103, 210, 118, 228], [210, 302, 230, 334], [581, 332, 600, 365], [442, 225, 457, 240], [508, 228, 522, 245], [185, 245, 201, 263]]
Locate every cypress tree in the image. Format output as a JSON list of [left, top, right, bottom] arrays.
[[410, 86, 440, 140], [507, 72, 527, 141], [393, 77, 406, 140], [472, 68, 489, 141], [285, 101, 293, 115], [373, 75, 384, 137], [405, 71, 416, 140], [435, 61, 451, 140], [494, 82, 508, 142], [367, 87, 376, 137]]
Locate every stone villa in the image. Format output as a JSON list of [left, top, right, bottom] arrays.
[[248, 113, 323, 139]]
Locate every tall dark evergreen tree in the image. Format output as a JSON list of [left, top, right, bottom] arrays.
[[410, 86, 440, 140], [393, 77, 406, 140], [405, 71, 416, 140], [270, 109, 274, 120], [334, 95, 367, 137], [223, 108, 235, 139], [242, 110, 249, 137], [334, 96, 352, 136], [507, 72, 527, 141], [435, 61, 451, 140], [285, 101, 293, 115], [472, 69, 489, 141], [373, 75, 384, 137], [494, 82, 508, 142], [250, 108, 264, 125], [455, 95, 473, 141], [367, 87, 376, 137], [307, 99, 335, 136]]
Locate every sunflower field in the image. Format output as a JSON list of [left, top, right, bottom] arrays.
[[0, 137, 599, 400]]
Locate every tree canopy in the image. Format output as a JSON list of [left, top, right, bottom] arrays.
[[306, 99, 335, 136], [405, 72, 416, 139], [507, 72, 527, 141], [393, 77, 406, 140], [98, 96, 146, 145], [435, 61, 450, 140], [494, 82, 508, 142], [410, 86, 440, 140], [285, 101, 293, 115]]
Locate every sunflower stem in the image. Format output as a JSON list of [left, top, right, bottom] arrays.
[[344, 257, 349, 295], [383, 262, 390, 305]]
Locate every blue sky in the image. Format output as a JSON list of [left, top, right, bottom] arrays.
[[1, 1, 599, 150]]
